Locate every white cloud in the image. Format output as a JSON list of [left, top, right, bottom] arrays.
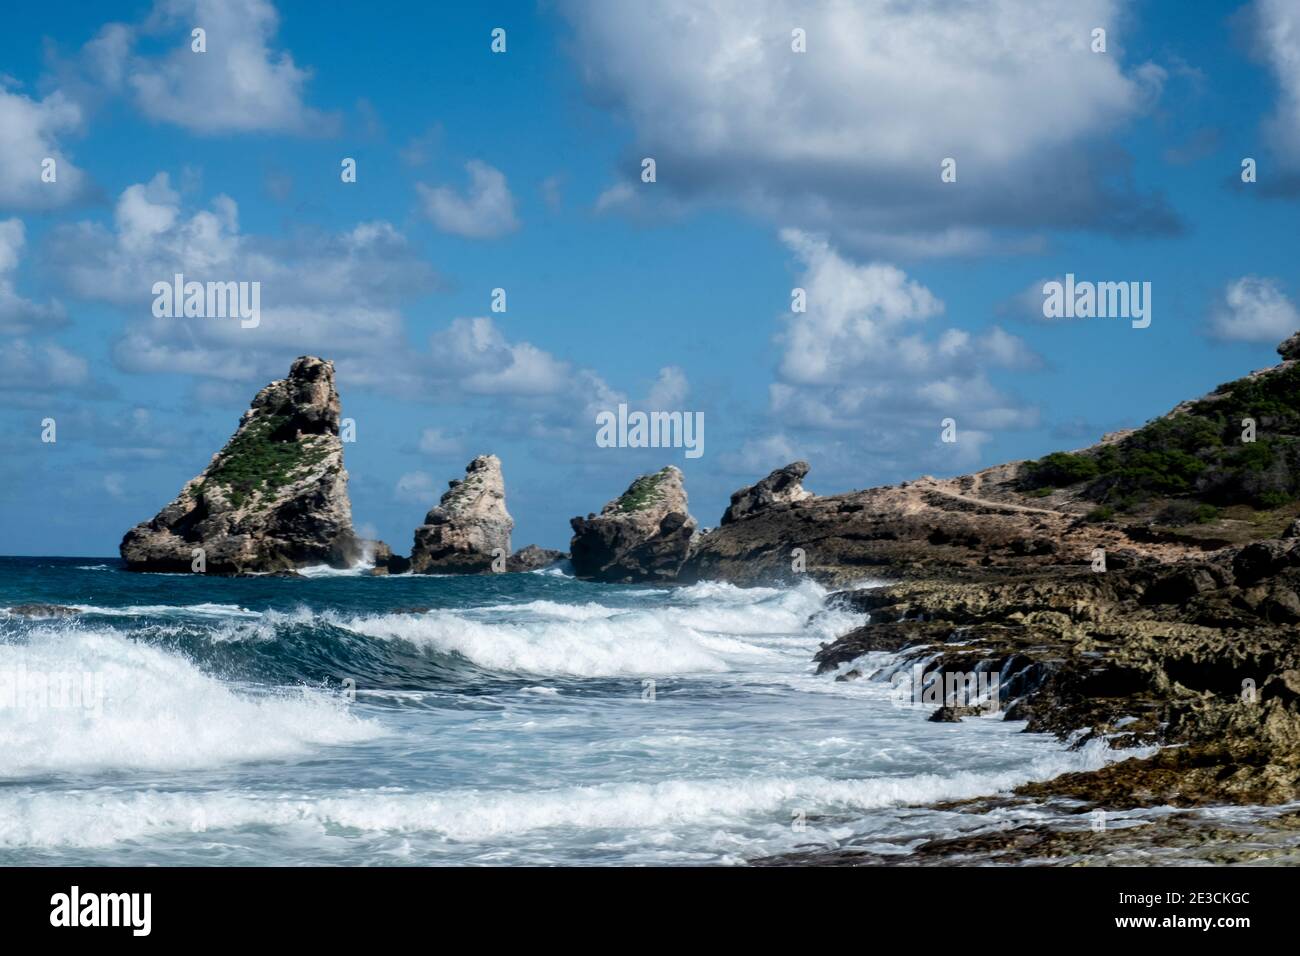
[[742, 230, 1039, 483], [0, 219, 67, 333], [718, 433, 803, 477], [1253, 0, 1300, 167], [1210, 276, 1300, 343], [417, 161, 520, 239], [0, 339, 89, 392], [73, 0, 333, 135], [44, 179, 626, 450], [417, 427, 464, 457], [429, 317, 569, 395], [103, 473, 128, 499], [645, 366, 689, 409], [394, 471, 436, 505], [560, 0, 1177, 253], [46, 173, 439, 386], [0, 84, 89, 210]]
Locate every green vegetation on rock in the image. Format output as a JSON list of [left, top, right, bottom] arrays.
[[615, 469, 669, 513], [1021, 363, 1300, 511], [194, 413, 330, 508]]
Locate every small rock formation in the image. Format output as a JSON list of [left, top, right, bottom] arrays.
[[721, 460, 813, 525], [409, 455, 513, 574], [569, 466, 697, 583], [507, 544, 567, 573], [363, 540, 411, 575], [1279, 329, 1300, 361], [120, 356, 369, 575]]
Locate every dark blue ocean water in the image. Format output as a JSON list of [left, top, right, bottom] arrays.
[[0, 557, 1115, 865]]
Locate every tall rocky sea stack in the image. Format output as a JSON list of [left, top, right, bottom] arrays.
[[409, 455, 513, 573], [569, 466, 696, 583], [120, 356, 365, 574]]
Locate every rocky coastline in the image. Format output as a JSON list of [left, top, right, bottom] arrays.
[[114, 337, 1300, 861]]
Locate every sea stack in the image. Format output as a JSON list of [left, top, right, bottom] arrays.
[[569, 466, 697, 583], [409, 455, 513, 573], [120, 356, 366, 574]]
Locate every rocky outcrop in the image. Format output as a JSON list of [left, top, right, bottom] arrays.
[[810, 537, 1300, 808], [680, 467, 1152, 586], [120, 356, 367, 575], [362, 540, 410, 575], [409, 455, 513, 574], [720, 460, 812, 525], [1280, 330, 1300, 361], [507, 544, 567, 572], [685, 330, 1300, 588], [569, 466, 697, 583]]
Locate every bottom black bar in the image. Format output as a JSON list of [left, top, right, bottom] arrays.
[[0, 865, 1283, 941]]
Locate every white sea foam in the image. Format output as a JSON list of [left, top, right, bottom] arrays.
[[342, 609, 764, 675], [0, 570, 1161, 865], [294, 563, 375, 579], [339, 580, 851, 678], [0, 627, 380, 778], [73, 602, 259, 619], [0, 738, 1131, 849]]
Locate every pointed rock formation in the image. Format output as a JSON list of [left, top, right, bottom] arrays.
[[120, 356, 365, 574], [409, 455, 513, 573], [721, 460, 813, 525], [569, 466, 697, 583]]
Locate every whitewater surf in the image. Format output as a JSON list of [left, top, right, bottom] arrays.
[[0, 556, 1127, 866]]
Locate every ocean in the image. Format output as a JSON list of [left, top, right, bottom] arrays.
[[0, 556, 1123, 866]]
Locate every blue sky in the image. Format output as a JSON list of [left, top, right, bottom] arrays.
[[2, 0, 1299, 556]]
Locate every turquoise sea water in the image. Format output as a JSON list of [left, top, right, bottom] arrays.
[[0, 557, 1121, 865]]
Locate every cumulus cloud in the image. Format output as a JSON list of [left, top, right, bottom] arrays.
[[45, 173, 439, 386], [0, 219, 67, 333], [43, 176, 625, 449], [0, 84, 89, 210], [0, 339, 89, 393], [737, 230, 1039, 483], [560, 0, 1178, 255], [1252, 0, 1300, 176], [776, 229, 1040, 398], [1209, 276, 1300, 343], [68, 0, 333, 135], [429, 317, 571, 395], [417, 161, 520, 239]]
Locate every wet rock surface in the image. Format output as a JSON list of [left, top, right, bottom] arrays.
[[762, 538, 1300, 864]]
